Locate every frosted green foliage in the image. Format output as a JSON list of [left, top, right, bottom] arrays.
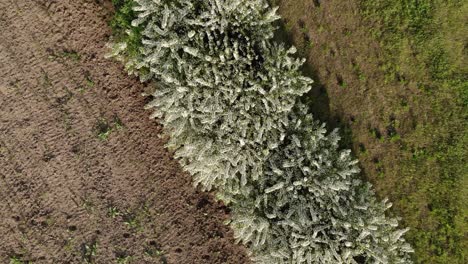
[[109, 0, 413, 263], [127, 0, 281, 79], [121, 0, 312, 196], [229, 104, 413, 263]]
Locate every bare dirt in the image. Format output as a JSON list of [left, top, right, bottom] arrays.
[[0, 0, 249, 263]]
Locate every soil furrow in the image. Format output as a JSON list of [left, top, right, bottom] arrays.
[[0, 1, 249, 263]]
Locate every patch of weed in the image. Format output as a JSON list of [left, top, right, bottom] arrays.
[[116, 255, 133, 264], [96, 119, 112, 141], [81, 240, 98, 264], [84, 72, 95, 88], [95, 116, 125, 141], [61, 50, 81, 61], [108, 206, 122, 219], [9, 257, 29, 264], [110, 0, 144, 59], [144, 241, 166, 263], [123, 212, 140, 230], [82, 197, 95, 213]]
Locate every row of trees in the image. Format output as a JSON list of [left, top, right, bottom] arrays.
[[110, 0, 413, 263]]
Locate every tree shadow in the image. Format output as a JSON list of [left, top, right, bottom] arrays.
[[273, 18, 355, 151], [273, 19, 331, 125]]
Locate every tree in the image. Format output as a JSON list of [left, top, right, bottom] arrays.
[[109, 0, 413, 263], [230, 104, 413, 263], [119, 0, 312, 199]]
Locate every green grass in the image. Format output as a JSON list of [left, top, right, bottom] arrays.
[[359, 1, 467, 263], [9, 257, 30, 264], [109, 0, 143, 59]]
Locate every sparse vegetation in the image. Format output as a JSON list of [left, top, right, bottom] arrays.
[[85, 73, 95, 88], [82, 241, 98, 264], [60, 50, 81, 61], [82, 197, 95, 213], [269, 0, 467, 263], [123, 213, 140, 230], [358, 1, 468, 263], [144, 241, 166, 263], [95, 117, 124, 141], [96, 119, 112, 140], [9, 257, 28, 264], [108, 206, 122, 218], [116, 255, 133, 264], [47, 49, 81, 61]]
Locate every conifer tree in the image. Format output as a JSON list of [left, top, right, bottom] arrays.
[[109, 0, 413, 263], [229, 104, 413, 263], [118, 0, 313, 200]]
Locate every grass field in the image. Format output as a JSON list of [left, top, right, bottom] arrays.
[[272, 0, 467, 263], [360, 1, 467, 263]]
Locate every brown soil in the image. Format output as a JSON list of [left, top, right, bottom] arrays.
[[0, 0, 249, 263]]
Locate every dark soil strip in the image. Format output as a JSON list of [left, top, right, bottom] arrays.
[[0, 0, 249, 263]]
